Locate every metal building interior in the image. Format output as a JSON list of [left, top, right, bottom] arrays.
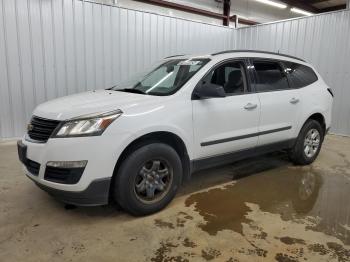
[[0, 0, 350, 261]]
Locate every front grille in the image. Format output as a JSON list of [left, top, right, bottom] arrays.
[[25, 159, 40, 176], [44, 166, 85, 184], [28, 116, 60, 143]]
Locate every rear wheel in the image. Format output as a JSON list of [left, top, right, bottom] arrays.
[[289, 119, 324, 165], [113, 143, 182, 216]]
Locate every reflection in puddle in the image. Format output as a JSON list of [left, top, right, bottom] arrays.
[[185, 166, 350, 245]]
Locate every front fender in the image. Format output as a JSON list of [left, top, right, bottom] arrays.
[[117, 125, 193, 159]]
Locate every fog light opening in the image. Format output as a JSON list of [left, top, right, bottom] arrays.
[[46, 160, 88, 169]]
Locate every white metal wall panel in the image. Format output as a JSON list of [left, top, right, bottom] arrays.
[[2, 0, 349, 138], [234, 10, 350, 136], [0, 0, 232, 138]]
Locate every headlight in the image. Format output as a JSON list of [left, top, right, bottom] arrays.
[[52, 109, 122, 138]]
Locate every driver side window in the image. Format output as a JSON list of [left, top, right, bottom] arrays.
[[204, 61, 247, 95]]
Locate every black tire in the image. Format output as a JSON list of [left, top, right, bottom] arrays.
[[113, 143, 182, 216], [288, 119, 324, 165]]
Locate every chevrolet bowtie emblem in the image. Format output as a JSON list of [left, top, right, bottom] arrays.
[[27, 124, 34, 131]]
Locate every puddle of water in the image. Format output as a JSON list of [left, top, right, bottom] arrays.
[[185, 166, 350, 245]]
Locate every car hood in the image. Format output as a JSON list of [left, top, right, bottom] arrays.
[[33, 90, 157, 120]]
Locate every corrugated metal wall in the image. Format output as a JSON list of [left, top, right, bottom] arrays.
[[1, 1, 350, 138], [0, 0, 233, 138], [234, 10, 350, 136]]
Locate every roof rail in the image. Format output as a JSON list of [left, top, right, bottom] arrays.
[[211, 50, 305, 62], [164, 54, 186, 59]]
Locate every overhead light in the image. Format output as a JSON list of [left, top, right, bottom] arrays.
[[255, 0, 287, 9], [291, 7, 313, 16]]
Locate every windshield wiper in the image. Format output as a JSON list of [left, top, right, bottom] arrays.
[[105, 85, 117, 90], [117, 88, 146, 95]]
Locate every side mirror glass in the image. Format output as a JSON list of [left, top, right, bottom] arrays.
[[192, 81, 226, 99]]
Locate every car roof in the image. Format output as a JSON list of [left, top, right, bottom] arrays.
[[212, 50, 305, 62], [164, 50, 307, 65]]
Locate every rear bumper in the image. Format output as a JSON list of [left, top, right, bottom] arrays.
[[27, 175, 111, 206]]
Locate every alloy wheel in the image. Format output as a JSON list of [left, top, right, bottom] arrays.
[[303, 129, 321, 158], [134, 159, 173, 204]]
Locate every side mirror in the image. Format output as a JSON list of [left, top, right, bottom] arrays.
[[166, 65, 174, 73], [192, 82, 226, 100]]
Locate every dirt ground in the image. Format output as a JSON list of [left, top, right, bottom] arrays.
[[0, 134, 349, 262]]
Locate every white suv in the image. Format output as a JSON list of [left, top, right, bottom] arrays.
[[18, 50, 333, 215]]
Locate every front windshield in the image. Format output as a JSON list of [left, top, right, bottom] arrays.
[[111, 58, 210, 96]]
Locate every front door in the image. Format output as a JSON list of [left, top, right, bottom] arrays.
[[192, 60, 260, 159]]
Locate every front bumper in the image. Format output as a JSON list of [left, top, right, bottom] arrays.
[[26, 174, 111, 206], [18, 134, 123, 190], [18, 138, 114, 205], [17, 131, 131, 205]]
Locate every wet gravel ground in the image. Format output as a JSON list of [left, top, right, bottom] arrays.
[[0, 134, 349, 261]]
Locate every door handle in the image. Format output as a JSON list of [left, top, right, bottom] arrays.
[[290, 98, 300, 104], [244, 103, 258, 110]]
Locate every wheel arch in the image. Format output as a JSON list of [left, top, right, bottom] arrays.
[[305, 112, 326, 135], [293, 112, 326, 147], [110, 131, 191, 200]]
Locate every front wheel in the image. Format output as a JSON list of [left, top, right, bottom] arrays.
[[113, 143, 182, 216], [289, 119, 324, 165]]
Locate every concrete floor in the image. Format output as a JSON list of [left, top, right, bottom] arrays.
[[0, 135, 350, 262]]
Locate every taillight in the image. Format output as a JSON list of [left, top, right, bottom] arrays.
[[327, 88, 334, 97]]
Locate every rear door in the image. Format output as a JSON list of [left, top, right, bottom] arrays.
[[250, 59, 302, 146]]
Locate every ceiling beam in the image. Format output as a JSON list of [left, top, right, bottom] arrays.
[[320, 4, 347, 12], [132, 0, 259, 27], [237, 17, 259, 26], [223, 0, 231, 26], [307, 0, 332, 4], [230, 15, 259, 26], [133, 0, 226, 20], [278, 0, 319, 13]]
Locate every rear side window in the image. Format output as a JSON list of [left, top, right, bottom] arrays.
[[252, 61, 289, 92], [283, 62, 318, 88]]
